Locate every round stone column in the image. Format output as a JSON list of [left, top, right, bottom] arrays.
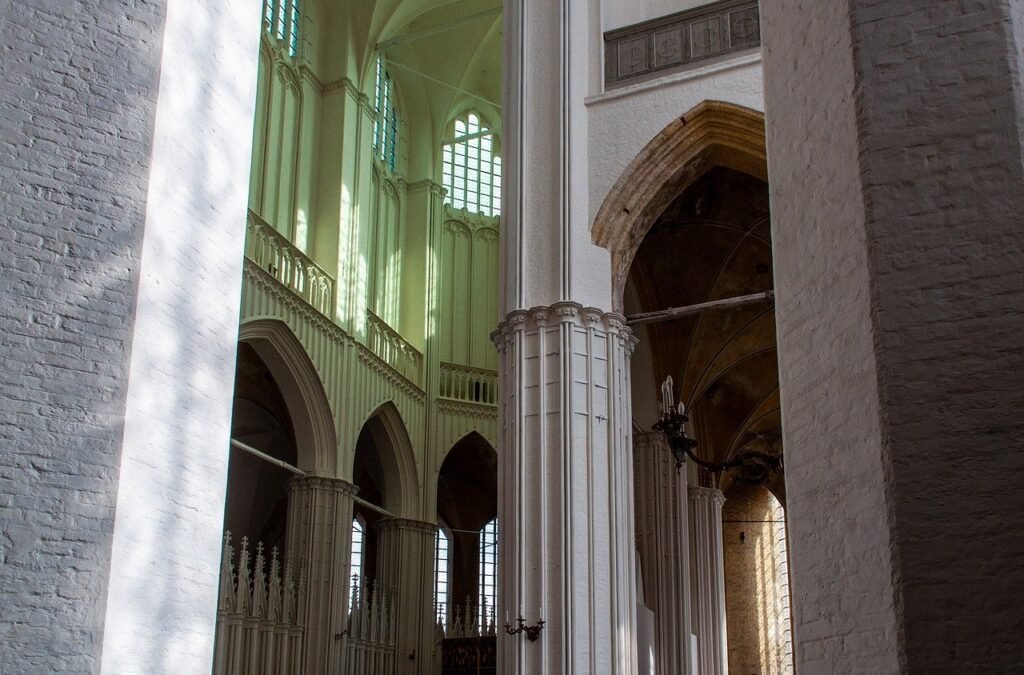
[[285, 476, 358, 674], [634, 431, 693, 675], [376, 517, 437, 675], [495, 303, 639, 675], [689, 486, 727, 675]]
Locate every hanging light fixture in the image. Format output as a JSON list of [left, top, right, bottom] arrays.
[[652, 376, 781, 483]]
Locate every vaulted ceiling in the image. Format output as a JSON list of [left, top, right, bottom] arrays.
[[627, 166, 784, 499]]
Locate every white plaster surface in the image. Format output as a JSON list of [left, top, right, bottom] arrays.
[[602, 0, 711, 33], [586, 57, 763, 225], [99, 0, 262, 672]]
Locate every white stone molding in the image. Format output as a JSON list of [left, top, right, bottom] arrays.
[[633, 432, 694, 674], [285, 477, 359, 674], [689, 487, 728, 675], [377, 518, 439, 675], [495, 303, 639, 674]]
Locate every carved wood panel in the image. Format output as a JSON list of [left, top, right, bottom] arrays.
[[604, 0, 760, 88]]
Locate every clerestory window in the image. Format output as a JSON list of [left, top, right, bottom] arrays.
[[478, 518, 497, 629], [374, 56, 400, 173], [263, 0, 300, 57], [443, 113, 501, 216]]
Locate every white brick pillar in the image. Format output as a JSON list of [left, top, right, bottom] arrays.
[[761, 1, 1024, 670], [285, 477, 357, 674], [494, 304, 638, 674], [633, 432, 693, 675], [377, 517, 437, 675], [689, 487, 727, 675]]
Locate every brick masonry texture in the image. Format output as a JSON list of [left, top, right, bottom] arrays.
[[0, 1, 166, 672], [848, 1, 1024, 669], [764, 0, 1024, 671]]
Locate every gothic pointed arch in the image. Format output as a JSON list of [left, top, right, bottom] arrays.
[[238, 319, 338, 476], [592, 100, 766, 311], [355, 401, 419, 517]]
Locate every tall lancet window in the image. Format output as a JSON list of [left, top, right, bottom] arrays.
[[373, 56, 399, 172], [434, 528, 451, 626], [478, 518, 497, 629], [349, 517, 365, 608], [262, 0, 300, 57], [442, 113, 501, 216]]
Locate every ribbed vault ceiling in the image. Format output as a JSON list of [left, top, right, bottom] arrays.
[[628, 167, 784, 500]]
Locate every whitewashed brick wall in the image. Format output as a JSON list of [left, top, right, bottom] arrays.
[[0, 1, 166, 671], [763, 1, 1024, 670], [0, 0, 261, 672]]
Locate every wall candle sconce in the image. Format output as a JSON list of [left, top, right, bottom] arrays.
[[504, 615, 545, 641]]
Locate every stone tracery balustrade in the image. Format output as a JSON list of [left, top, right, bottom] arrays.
[[213, 532, 304, 675], [366, 310, 423, 387], [245, 210, 335, 318], [439, 362, 498, 406], [343, 578, 397, 675]]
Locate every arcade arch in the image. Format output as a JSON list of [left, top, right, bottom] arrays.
[[608, 102, 793, 674]]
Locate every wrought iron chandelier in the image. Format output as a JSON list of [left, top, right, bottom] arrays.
[[652, 376, 781, 484]]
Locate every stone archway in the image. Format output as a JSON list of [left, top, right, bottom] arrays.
[[239, 319, 338, 476], [356, 401, 420, 519], [592, 100, 766, 312]]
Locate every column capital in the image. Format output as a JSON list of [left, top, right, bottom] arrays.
[[496, 303, 634, 337], [632, 430, 670, 450], [286, 475, 359, 497], [688, 485, 725, 507]]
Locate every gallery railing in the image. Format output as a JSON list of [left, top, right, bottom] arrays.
[[438, 362, 498, 406], [367, 310, 423, 386], [245, 210, 335, 319]]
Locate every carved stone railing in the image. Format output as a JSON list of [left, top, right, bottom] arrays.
[[245, 210, 334, 318], [343, 578, 397, 675], [366, 310, 423, 387], [439, 363, 498, 406], [604, 0, 760, 88], [436, 602, 497, 675], [213, 533, 304, 675]]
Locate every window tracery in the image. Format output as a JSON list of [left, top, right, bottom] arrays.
[[478, 517, 497, 628], [349, 516, 365, 608], [435, 527, 451, 626], [263, 0, 300, 57], [443, 113, 501, 216], [374, 56, 400, 173]]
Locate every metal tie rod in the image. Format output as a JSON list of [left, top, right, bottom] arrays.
[[626, 290, 775, 326], [229, 438, 396, 518]]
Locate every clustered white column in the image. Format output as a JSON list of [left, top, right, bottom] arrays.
[[494, 303, 639, 675], [689, 487, 728, 675], [377, 517, 438, 675], [633, 432, 693, 675], [285, 476, 358, 674]]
